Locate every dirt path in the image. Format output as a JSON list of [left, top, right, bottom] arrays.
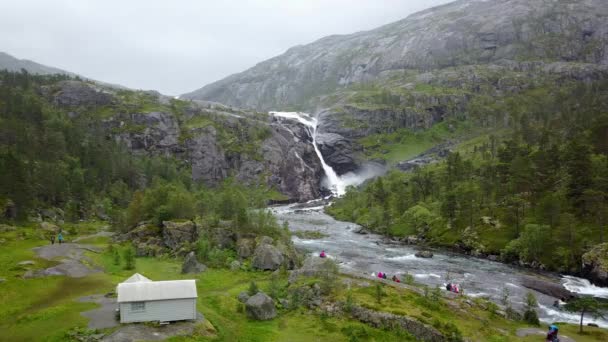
[[79, 294, 119, 330], [27, 242, 103, 278], [516, 328, 577, 342]]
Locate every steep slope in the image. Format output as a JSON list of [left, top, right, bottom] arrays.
[[182, 0, 608, 111], [0, 51, 76, 76]]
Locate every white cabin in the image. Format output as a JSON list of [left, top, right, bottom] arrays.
[[117, 273, 198, 323]]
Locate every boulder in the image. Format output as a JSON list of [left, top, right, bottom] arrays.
[[162, 220, 198, 250], [237, 291, 250, 303], [289, 256, 333, 283], [245, 292, 277, 320], [135, 242, 164, 257], [258, 236, 274, 246], [582, 243, 608, 286], [181, 251, 207, 274], [236, 238, 255, 259], [415, 250, 434, 258], [211, 228, 236, 250], [405, 236, 419, 245], [39, 221, 59, 232], [252, 244, 284, 271], [129, 223, 160, 240], [230, 260, 241, 271], [521, 277, 576, 300]]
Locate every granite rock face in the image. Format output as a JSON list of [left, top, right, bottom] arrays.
[[183, 0, 608, 111], [582, 243, 608, 286]]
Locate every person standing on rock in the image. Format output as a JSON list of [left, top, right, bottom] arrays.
[[57, 231, 64, 244]]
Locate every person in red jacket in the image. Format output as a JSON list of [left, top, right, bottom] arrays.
[[320, 250, 326, 258]]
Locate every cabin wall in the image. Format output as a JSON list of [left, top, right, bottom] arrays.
[[119, 298, 196, 323]]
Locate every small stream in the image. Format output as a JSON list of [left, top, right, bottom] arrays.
[[273, 203, 608, 328]]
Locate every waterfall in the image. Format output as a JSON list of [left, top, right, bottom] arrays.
[[270, 112, 347, 196]]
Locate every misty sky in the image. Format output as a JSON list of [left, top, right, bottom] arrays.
[[0, 0, 452, 95]]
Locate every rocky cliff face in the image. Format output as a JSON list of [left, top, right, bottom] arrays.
[[182, 0, 608, 111], [46, 81, 323, 202]]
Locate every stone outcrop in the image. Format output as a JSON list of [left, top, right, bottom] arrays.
[[315, 133, 357, 175], [251, 243, 284, 271], [181, 251, 207, 274], [582, 243, 608, 286], [162, 221, 198, 250], [521, 276, 576, 300], [344, 304, 444, 342], [45, 80, 113, 108], [245, 292, 277, 320]]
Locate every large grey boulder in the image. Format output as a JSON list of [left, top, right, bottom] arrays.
[[237, 291, 250, 303], [252, 244, 284, 271], [245, 293, 277, 320], [289, 256, 333, 283], [181, 251, 207, 274], [162, 221, 198, 250], [521, 277, 576, 300]]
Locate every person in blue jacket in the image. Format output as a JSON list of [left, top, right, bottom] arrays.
[[546, 324, 559, 342], [57, 231, 64, 244]]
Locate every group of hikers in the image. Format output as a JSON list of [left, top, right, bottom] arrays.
[[48, 231, 64, 245], [370, 271, 403, 283]]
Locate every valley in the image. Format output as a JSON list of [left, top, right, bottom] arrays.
[[1, 0, 608, 341]]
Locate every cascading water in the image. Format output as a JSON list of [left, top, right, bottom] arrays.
[[270, 111, 347, 196]]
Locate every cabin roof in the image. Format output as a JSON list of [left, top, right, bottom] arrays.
[[117, 274, 197, 303]]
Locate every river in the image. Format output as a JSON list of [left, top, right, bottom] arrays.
[[267, 111, 608, 327], [272, 202, 608, 328]]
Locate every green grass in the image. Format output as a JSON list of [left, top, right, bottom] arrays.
[[2, 224, 607, 341], [358, 120, 473, 164]]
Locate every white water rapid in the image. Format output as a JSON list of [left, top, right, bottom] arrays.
[[269, 111, 352, 196]]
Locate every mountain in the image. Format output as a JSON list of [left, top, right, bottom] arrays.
[[182, 0, 608, 111], [0, 51, 76, 76]]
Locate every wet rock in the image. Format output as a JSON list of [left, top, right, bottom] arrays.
[[405, 236, 419, 244], [415, 250, 434, 258], [245, 292, 277, 320], [252, 243, 284, 271], [181, 251, 207, 274], [588, 323, 599, 327], [316, 132, 358, 175], [487, 255, 499, 262], [238, 291, 250, 303], [521, 277, 576, 300], [582, 243, 608, 286], [162, 220, 198, 250]]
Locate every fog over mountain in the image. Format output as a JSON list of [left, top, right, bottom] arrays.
[[0, 0, 451, 95]]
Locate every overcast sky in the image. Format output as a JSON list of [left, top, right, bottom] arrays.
[[0, 0, 452, 95]]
